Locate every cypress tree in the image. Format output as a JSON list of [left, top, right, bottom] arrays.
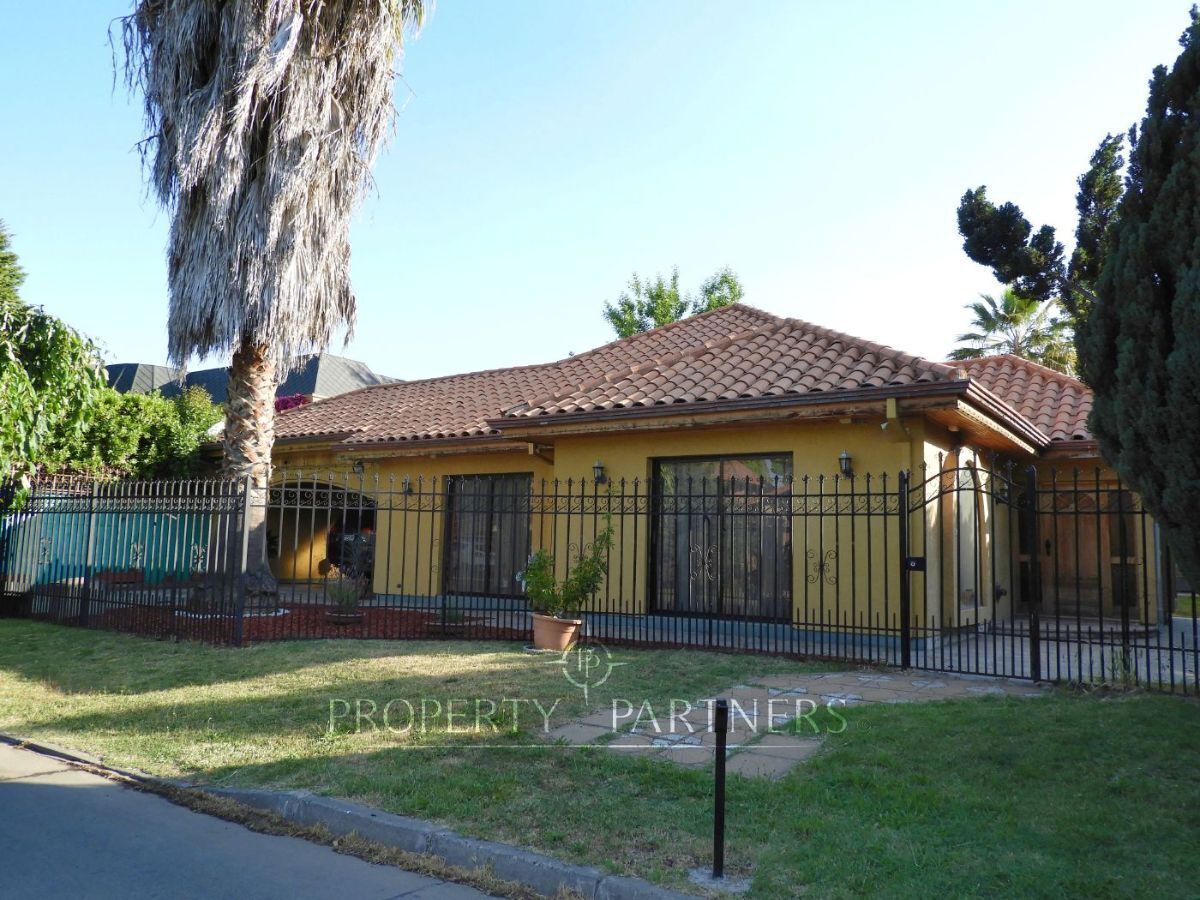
[[1079, 8, 1200, 585], [1065, 134, 1125, 323]]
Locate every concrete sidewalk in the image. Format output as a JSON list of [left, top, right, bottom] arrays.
[[0, 744, 491, 900]]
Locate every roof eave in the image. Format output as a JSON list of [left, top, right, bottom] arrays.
[[275, 430, 362, 447], [276, 431, 536, 460], [336, 446, 534, 463], [490, 381, 973, 435], [1041, 438, 1101, 459], [960, 382, 1052, 452]]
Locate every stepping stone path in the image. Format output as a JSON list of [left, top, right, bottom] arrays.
[[545, 670, 1048, 780]]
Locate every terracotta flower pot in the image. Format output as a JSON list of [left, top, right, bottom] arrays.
[[531, 612, 582, 651]]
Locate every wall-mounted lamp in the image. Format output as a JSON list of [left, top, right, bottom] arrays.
[[592, 460, 608, 485], [401, 475, 413, 495], [352, 460, 365, 477], [838, 450, 854, 478]]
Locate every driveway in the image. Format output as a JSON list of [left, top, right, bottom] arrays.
[[0, 744, 491, 899]]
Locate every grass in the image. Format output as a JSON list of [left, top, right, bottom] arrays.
[[1, 621, 1198, 896], [1175, 593, 1198, 618]]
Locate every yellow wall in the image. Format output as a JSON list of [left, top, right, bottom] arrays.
[[272, 417, 924, 627], [269, 447, 553, 597], [911, 443, 1011, 630], [554, 419, 918, 626], [270, 417, 1161, 628]]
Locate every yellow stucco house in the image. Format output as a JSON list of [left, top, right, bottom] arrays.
[[267, 303, 1166, 660]]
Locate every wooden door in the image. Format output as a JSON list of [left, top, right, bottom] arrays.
[[1037, 490, 1140, 617], [1039, 493, 1105, 616]]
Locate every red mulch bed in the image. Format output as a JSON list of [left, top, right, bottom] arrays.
[[86, 604, 529, 644]]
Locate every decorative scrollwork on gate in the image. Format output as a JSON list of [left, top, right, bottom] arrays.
[[268, 484, 378, 511], [189, 543, 208, 574], [129, 541, 146, 567], [37, 537, 53, 564], [689, 543, 717, 584], [806, 549, 838, 586]]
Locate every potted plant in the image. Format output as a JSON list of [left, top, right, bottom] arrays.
[[521, 523, 613, 651], [324, 578, 364, 625]]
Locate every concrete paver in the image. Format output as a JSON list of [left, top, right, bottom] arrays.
[[725, 753, 797, 779], [606, 732, 658, 756], [577, 709, 621, 729], [544, 722, 611, 745], [751, 675, 815, 690], [749, 734, 824, 760], [657, 745, 713, 767]]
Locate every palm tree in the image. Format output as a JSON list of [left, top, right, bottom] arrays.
[[123, 2, 426, 589], [949, 289, 1076, 374]]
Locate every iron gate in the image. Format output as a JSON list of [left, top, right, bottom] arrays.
[[900, 462, 1197, 691]]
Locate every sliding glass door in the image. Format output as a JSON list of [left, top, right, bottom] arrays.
[[443, 474, 532, 597], [652, 455, 792, 620]]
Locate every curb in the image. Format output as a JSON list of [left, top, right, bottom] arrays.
[[0, 734, 690, 900], [204, 786, 688, 899]]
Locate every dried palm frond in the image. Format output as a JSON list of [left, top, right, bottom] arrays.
[[122, 0, 428, 371]]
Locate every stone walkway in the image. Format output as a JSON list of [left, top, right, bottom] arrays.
[[546, 670, 1048, 780]]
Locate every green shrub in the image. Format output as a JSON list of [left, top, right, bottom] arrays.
[[48, 385, 221, 478], [325, 579, 361, 612], [0, 225, 106, 483], [521, 521, 614, 618]]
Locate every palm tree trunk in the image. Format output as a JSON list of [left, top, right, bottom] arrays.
[[224, 337, 279, 606]]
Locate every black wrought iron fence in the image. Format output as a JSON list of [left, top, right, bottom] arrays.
[[256, 469, 907, 657], [1, 466, 1196, 695], [0, 475, 248, 642]]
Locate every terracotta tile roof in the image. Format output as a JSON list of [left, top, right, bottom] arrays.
[[275, 305, 1091, 449], [504, 311, 960, 418], [276, 305, 803, 444], [948, 355, 1093, 442], [274, 361, 565, 444]]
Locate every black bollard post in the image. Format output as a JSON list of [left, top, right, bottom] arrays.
[[713, 697, 728, 880]]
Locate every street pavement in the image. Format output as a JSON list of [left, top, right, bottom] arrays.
[[0, 743, 491, 899]]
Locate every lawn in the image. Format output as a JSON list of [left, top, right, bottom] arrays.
[[1, 621, 1197, 897]]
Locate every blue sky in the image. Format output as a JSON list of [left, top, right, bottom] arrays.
[[0, 2, 1190, 380]]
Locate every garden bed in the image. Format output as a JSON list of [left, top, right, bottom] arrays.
[[71, 605, 529, 643]]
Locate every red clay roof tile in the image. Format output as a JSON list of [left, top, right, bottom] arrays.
[[275, 305, 1090, 448], [948, 355, 1093, 442]]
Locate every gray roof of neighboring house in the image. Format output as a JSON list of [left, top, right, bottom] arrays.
[[106, 354, 397, 403], [105, 363, 181, 395], [283, 354, 399, 401]]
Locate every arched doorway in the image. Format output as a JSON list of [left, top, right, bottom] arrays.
[[267, 479, 377, 585]]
